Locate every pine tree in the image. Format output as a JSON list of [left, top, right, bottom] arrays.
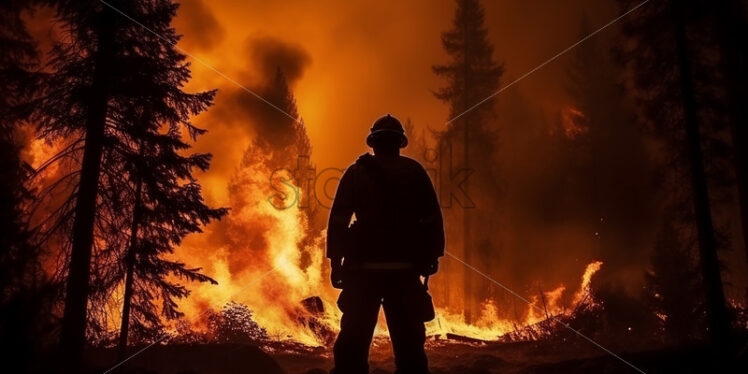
[[0, 0, 40, 295], [564, 14, 654, 282], [256, 67, 310, 167], [35, 0, 223, 365], [432, 0, 503, 322], [234, 66, 312, 212], [0, 2, 51, 370], [618, 0, 733, 355], [644, 206, 705, 343], [36, 2, 118, 363], [265, 68, 313, 217], [711, 0, 748, 266], [114, 105, 227, 355]]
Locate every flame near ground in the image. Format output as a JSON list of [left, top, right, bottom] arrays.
[[175, 151, 604, 347], [21, 115, 605, 348]]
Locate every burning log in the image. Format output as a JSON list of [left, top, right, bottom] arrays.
[[297, 296, 336, 346], [301, 296, 325, 315]]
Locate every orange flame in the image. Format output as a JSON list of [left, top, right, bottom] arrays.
[[176, 151, 340, 346], [176, 149, 605, 345]]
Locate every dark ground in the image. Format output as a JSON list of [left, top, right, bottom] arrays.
[[75, 336, 748, 374], [273, 337, 748, 374]]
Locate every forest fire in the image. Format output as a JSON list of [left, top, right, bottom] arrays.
[[175, 147, 606, 347], [176, 152, 337, 347], [3, 1, 748, 373], [425, 261, 603, 342]]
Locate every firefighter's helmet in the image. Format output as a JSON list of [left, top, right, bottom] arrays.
[[366, 114, 408, 148]]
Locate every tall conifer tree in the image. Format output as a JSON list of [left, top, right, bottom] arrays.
[[0, 3, 49, 370], [618, 0, 733, 355], [36, 0, 224, 365], [433, 0, 503, 322]]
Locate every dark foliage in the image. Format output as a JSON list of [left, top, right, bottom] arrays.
[[644, 209, 707, 343], [206, 301, 268, 344], [563, 14, 655, 277], [432, 0, 504, 323], [31, 0, 226, 362], [710, 0, 748, 265], [617, 0, 736, 353], [0, 0, 41, 297], [0, 2, 58, 373]]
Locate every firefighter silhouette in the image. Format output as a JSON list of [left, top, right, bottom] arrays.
[[327, 114, 445, 374]]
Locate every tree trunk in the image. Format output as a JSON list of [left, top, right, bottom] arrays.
[[461, 13, 475, 324], [672, 0, 732, 355], [118, 176, 143, 359], [463, 118, 474, 323], [60, 8, 115, 369], [714, 0, 748, 266]]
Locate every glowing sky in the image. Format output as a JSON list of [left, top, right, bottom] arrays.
[[174, 0, 617, 206]]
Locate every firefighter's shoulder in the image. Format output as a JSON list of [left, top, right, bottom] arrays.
[[397, 155, 429, 174], [342, 153, 372, 178]]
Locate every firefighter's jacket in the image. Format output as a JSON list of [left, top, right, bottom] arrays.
[[326, 153, 444, 269]]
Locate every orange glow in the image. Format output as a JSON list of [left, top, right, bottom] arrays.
[[20, 0, 658, 347], [175, 147, 342, 345], [164, 1, 614, 345], [177, 144, 605, 346], [560, 106, 587, 139]]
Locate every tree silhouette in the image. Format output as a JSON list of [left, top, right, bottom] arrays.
[[0, 2, 53, 371], [618, 0, 733, 356], [114, 105, 227, 356], [35, 2, 118, 363], [432, 0, 503, 322], [0, 0, 40, 295], [206, 301, 268, 344], [233, 66, 313, 213], [711, 0, 748, 266], [256, 67, 310, 166], [35, 0, 223, 365], [644, 207, 705, 343], [564, 14, 655, 287]]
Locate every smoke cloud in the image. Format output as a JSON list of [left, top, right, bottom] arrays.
[[174, 0, 226, 52]]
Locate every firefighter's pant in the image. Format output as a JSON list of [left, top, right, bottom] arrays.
[[331, 272, 430, 374]]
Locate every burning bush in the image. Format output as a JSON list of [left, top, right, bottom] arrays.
[[206, 301, 269, 344]]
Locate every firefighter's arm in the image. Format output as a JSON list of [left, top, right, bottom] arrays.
[[327, 167, 355, 288], [423, 167, 445, 258], [327, 167, 355, 263], [419, 167, 445, 275]]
